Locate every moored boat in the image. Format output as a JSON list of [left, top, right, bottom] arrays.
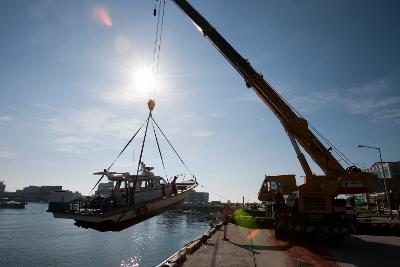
[[0, 199, 27, 209]]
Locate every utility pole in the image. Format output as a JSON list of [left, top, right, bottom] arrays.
[[358, 145, 393, 219]]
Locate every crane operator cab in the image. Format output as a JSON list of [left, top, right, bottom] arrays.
[[258, 175, 297, 201], [258, 175, 298, 219]]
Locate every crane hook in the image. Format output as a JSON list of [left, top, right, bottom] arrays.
[[148, 99, 156, 111]]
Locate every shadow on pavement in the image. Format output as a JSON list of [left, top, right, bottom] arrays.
[[326, 235, 400, 267], [277, 235, 400, 267], [226, 239, 295, 254]]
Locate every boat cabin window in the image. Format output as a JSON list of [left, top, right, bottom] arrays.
[[139, 179, 156, 189], [268, 181, 282, 191], [114, 181, 128, 190], [148, 180, 154, 188]]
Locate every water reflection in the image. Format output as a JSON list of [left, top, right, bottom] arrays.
[[0, 203, 210, 267], [121, 256, 140, 267]]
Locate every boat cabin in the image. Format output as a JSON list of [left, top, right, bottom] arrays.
[[95, 163, 173, 207]]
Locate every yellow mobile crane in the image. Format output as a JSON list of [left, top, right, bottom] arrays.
[[170, 0, 374, 238]]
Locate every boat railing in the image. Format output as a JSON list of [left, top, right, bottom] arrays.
[[68, 197, 117, 214]]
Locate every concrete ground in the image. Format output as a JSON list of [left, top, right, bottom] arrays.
[[183, 223, 400, 267]]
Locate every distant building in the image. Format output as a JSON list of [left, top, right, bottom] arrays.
[[184, 190, 209, 203], [95, 182, 114, 197], [14, 185, 62, 202], [362, 162, 400, 209], [39, 186, 62, 201], [196, 192, 209, 203], [0, 181, 5, 194], [19, 186, 41, 201], [185, 190, 196, 202], [364, 161, 400, 179], [72, 191, 82, 199], [49, 190, 82, 203], [2, 184, 81, 202]]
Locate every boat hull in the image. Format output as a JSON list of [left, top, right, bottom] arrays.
[[52, 187, 192, 232]]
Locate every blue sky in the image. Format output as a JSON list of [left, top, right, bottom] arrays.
[[1, 0, 399, 202]]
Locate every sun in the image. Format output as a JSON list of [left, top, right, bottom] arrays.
[[134, 67, 156, 94], [122, 62, 165, 104]]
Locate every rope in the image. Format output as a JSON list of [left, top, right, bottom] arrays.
[[88, 118, 148, 195], [136, 113, 151, 175], [151, 114, 167, 178], [151, 115, 194, 176]]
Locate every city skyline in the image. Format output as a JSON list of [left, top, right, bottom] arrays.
[[1, 0, 400, 202]]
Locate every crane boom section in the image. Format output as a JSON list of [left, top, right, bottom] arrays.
[[171, 0, 345, 177]]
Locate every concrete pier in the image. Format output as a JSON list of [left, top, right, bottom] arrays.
[[183, 224, 288, 267], [179, 223, 400, 267]]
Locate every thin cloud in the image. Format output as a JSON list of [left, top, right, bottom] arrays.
[[234, 93, 260, 103], [289, 91, 337, 113], [208, 111, 226, 118], [29, 0, 55, 20], [47, 108, 141, 153], [0, 150, 16, 159], [191, 130, 213, 138], [0, 115, 12, 122], [169, 113, 194, 123], [288, 79, 400, 124], [53, 136, 93, 154], [99, 86, 148, 106], [340, 79, 400, 123]]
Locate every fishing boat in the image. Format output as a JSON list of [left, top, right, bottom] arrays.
[[48, 162, 197, 232]]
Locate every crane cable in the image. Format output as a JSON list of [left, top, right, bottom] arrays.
[[151, 0, 166, 100], [136, 113, 151, 175], [154, 0, 166, 99], [88, 117, 148, 195], [276, 91, 356, 167], [150, 0, 161, 99], [151, 115, 167, 179], [151, 114, 194, 178]]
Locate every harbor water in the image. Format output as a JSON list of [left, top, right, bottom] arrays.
[[0, 203, 210, 267]]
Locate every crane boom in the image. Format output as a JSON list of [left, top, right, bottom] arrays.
[[170, 0, 345, 178]]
